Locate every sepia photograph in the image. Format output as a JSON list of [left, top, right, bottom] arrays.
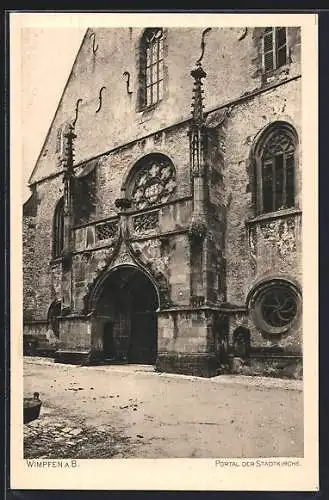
[[10, 12, 318, 491]]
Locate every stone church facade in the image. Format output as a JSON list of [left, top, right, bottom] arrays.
[[23, 27, 302, 378]]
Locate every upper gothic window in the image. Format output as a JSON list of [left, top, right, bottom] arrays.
[[139, 28, 164, 109], [255, 123, 298, 214], [52, 197, 64, 259], [263, 27, 288, 73]]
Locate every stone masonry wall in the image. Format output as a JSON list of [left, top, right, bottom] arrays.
[[26, 117, 193, 320], [224, 78, 302, 353], [23, 216, 36, 320], [28, 27, 301, 186], [25, 176, 64, 319], [95, 123, 191, 221], [23, 26, 302, 363], [225, 78, 301, 305]]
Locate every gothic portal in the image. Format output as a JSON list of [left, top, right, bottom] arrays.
[[92, 266, 159, 364]]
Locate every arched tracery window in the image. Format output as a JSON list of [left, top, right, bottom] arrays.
[[139, 28, 164, 109], [52, 197, 64, 259], [254, 123, 298, 214], [128, 154, 176, 210]]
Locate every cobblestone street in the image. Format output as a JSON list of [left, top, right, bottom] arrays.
[[24, 357, 303, 459], [24, 405, 132, 459]]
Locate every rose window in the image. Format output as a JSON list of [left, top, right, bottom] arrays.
[[260, 286, 297, 327], [131, 155, 176, 209], [249, 280, 301, 335]]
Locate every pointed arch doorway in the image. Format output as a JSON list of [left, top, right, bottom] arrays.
[[94, 266, 159, 364]]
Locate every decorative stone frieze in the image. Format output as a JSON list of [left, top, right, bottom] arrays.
[[277, 218, 296, 257], [259, 216, 296, 258], [95, 220, 119, 241], [259, 220, 277, 242], [133, 211, 159, 233]]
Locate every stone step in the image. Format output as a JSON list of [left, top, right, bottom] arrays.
[[54, 350, 91, 365]]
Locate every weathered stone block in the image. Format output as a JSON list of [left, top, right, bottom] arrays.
[[156, 353, 219, 377]]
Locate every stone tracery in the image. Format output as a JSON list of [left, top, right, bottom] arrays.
[[130, 155, 176, 209]]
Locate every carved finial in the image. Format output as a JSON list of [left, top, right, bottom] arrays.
[[63, 123, 76, 171], [190, 64, 207, 126], [190, 29, 211, 126]]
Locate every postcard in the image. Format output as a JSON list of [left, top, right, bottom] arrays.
[[10, 11, 318, 491]]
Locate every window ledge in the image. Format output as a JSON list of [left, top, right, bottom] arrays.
[[140, 102, 160, 113], [246, 207, 302, 225], [262, 64, 290, 84], [138, 100, 163, 119]]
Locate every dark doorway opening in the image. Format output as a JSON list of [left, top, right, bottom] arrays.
[[103, 322, 115, 360], [130, 311, 157, 364], [95, 266, 159, 365]]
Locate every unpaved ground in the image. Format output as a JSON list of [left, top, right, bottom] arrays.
[[24, 357, 303, 459]]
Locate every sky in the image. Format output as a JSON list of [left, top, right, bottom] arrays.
[[21, 28, 85, 201]]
